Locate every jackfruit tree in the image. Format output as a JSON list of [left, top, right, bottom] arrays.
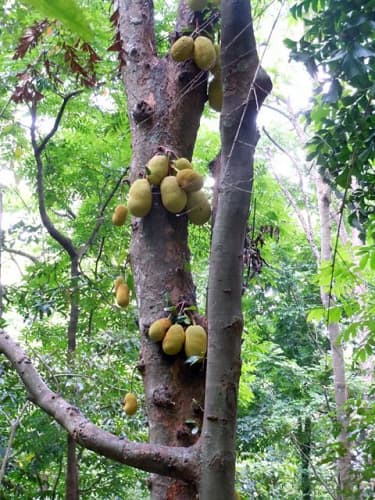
[[0, 0, 272, 498]]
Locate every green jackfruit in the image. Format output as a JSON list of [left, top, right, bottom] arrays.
[[116, 283, 130, 308], [173, 158, 193, 170], [176, 169, 204, 192], [193, 36, 216, 71], [171, 36, 194, 62], [149, 318, 172, 342], [160, 176, 187, 213], [147, 154, 169, 185], [208, 77, 223, 112], [186, 190, 211, 225], [128, 179, 152, 217], [162, 324, 185, 355], [112, 204, 128, 226], [123, 392, 137, 416], [184, 325, 207, 359]]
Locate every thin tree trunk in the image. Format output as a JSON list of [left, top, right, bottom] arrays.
[[297, 416, 312, 500], [200, 0, 271, 498], [316, 175, 350, 497], [65, 256, 80, 499], [66, 434, 79, 500], [265, 99, 353, 496]]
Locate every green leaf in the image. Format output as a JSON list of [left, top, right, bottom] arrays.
[[328, 306, 342, 324], [307, 307, 325, 322], [359, 253, 369, 270], [21, 0, 93, 41], [369, 251, 375, 271]]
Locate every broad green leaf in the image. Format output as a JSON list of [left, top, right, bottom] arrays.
[[21, 0, 93, 41], [328, 306, 342, 324], [359, 253, 369, 270], [307, 307, 325, 322]]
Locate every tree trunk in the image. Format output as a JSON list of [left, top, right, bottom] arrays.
[[118, 1, 207, 497], [66, 434, 79, 500], [200, 1, 271, 498], [297, 417, 312, 500], [316, 175, 350, 497], [65, 256, 80, 499], [117, 1, 271, 497]]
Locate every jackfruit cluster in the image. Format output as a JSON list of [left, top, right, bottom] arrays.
[[171, 35, 216, 72], [126, 153, 211, 225], [170, 33, 223, 112], [148, 318, 207, 361]]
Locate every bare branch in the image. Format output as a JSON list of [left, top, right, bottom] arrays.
[[263, 127, 320, 262], [35, 91, 83, 155], [0, 401, 29, 484], [3, 246, 39, 264], [78, 169, 128, 259], [30, 101, 78, 260], [0, 330, 199, 482]]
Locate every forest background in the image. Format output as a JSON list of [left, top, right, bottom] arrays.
[[0, 0, 374, 498]]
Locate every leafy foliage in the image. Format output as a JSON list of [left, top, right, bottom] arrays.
[[286, 0, 375, 235]]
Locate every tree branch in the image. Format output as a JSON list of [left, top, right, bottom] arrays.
[[262, 126, 321, 262], [0, 401, 29, 484], [0, 330, 199, 482], [30, 99, 78, 260], [3, 246, 39, 264], [78, 169, 128, 259], [35, 91, 83, 155]]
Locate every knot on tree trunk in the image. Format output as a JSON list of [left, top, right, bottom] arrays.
[[132, 99, 154, 124]]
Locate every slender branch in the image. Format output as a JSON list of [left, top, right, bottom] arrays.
[[0, 96, 12, 120], [329, 208, 349, 246], [30, 101, 78, 260], [78, 169, 128, 259], [3, 246, 39, 264], [0, 330, 199, 482], [36, 91, 83, 154], [50, 453, 64, 500], [0, 401, 29, 484], [290, 432, 336, 499], [326, 153, 355, 317], [263, 127, 320, 262]]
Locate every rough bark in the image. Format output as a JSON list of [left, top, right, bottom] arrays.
[[316, 175, 350, 497], [118, 1, 208, 497], [199, 1, 272, 498]]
